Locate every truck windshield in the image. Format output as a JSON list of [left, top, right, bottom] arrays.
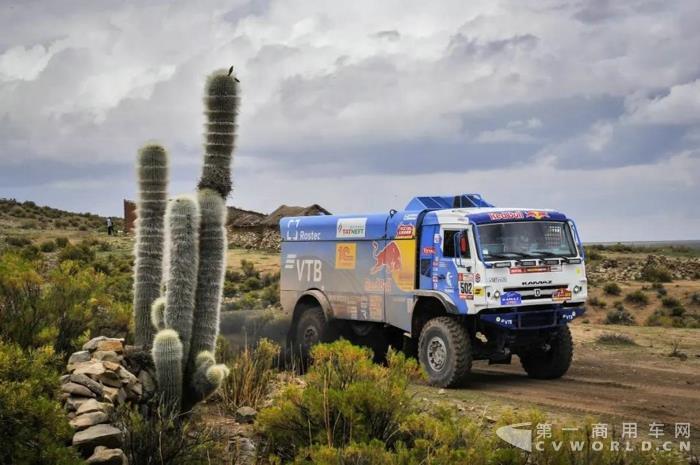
[[477, 221, 577, 261]]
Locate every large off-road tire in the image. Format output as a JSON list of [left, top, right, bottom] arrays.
[[418, 316, 472, 388], [519, 325, 573, 379], [292, 307, 336, 361]]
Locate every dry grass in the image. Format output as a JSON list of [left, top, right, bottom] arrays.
[[219, 338, 280, 412]]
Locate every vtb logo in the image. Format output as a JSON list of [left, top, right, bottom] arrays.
[[296, 259, 322, 282]]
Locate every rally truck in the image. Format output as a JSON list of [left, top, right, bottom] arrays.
[[279, 194, 587, 387]]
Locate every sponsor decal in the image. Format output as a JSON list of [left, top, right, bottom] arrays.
[[495, 316, 514, 326], [335, 243, 356, 270], [432, 275, 439, 283], [500, 291, 522, 306], [396, 223, 415, 239], [552, 288, 572, 301], [284, 254, 296, 270], [422, 246, 435, 255], [371, 242, 402, 274], [336, 217, 367, 238], [433, 233, 441, 244], [475, 273, 481, 283], [487, 276, 508, 283], [526, 210, 550, 220], [364, 278, 392, 293], [295, 259, 322, 282], [522, 280, 552, 285], [510, 266, 551, 274], [458, 272, 474, 300], [404, 213, 418, 220], [432, 257, 440, 266], [489, 211, 525, 221], [474, 287, 484, 297], [285, 219, 322, 241]]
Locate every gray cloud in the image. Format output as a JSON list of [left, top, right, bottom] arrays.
[[0, 0, 699, 240]]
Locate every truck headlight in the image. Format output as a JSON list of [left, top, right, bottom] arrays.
[[493, 290, 501, 299], [573, 285, 582, 294]]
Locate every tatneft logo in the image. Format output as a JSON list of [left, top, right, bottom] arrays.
[[496, 421, 692, 453], [336, 217, 367, 238]]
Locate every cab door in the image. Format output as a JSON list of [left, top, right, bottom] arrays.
[[437, 225, 476, 313]]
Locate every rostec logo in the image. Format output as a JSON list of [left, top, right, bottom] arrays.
[[285, 219, 321, 241], [496, 423, 533, 452], [336, 217, 367, 239], [296, 259, 322, 282]]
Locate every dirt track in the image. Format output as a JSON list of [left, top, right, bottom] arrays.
[[417, 324, 700, 427]]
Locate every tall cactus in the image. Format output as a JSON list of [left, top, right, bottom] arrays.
[[136, 68, 239, 412], [133, 144, 168, 348]]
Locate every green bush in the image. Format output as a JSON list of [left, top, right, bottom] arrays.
[[241, 259, 258, 278], [691, 292, 700, 305], [115, 402, 224, 465], [5, 236, 31, 247], [587, 296, 606, 308], [603, 282, 621, 296], [605, 306, 635, 325], [58, 242, 95, 263], [596, 332, 636, 345], [221, 339, 280, 412], [20, 244, 40, 260], [0, 341, 84, 465], [241, 276, 263, 292], [639, 265, 673, 283], [661, 297, 682, 308], [258, 340, 423, 461], [39, 240, 57, 253], [624, 290, 648, 306]]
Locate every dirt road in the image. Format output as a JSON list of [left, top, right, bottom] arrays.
[[416, 324, 700, 427]]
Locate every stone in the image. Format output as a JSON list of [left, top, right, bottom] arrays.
[[102, 361, 121, 372], [82, 336, 108, 351], [117, 366, 138, 384], [98, 369, 123, 388], [72, 424, 122, 451], [101, 386, 119, 404], [60, 374, 71, 384], [65, 396, 91, 412], [138, 369, 156, 396], [62, 382, 96, 398], [235, 406, 257, 424], [70, 373, 104, 396], [73, 361, 106, 377], [125, 381, 142, 401], [86, 446, 127, 465], [70, 411, 110, 431], [234, 437, 256, 465], [77, 398, 113, 416], [96, 339, 124, 353], [68, 350, 92, 368], [93, 350, 121, 363]]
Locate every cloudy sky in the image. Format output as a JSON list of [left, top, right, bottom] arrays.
[[1, 0, 699, 241]]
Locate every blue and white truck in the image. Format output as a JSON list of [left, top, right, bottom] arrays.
[[279, 194, 587, 387]]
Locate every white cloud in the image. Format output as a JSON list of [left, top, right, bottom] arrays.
[[475, 128, 539, 144], [625, 79, 700, 125]]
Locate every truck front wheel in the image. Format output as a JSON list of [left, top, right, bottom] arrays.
[[418, 316, 472, 388], [519, 325, 573, 379], [293, 307, 336, 361]]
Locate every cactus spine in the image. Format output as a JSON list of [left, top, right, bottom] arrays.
[[139, 68, 238, 412], [133, 144, 168, 348]]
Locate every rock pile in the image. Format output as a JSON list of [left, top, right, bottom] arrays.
[[61, 336, 156, 464], [228, 229, 281, 251], [588, 254, 700, 283]]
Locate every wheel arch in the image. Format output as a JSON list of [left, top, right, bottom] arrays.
[[290, 289, 333, 334], [411, 291, 459, 338]]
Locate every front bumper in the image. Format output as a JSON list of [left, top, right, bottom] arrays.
[[479, 306, 585, 330]]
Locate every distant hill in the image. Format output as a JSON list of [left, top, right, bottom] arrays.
[[0, 198, 122, 232]]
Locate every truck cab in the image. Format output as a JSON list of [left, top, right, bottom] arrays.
[[280, 194, 587, 387]]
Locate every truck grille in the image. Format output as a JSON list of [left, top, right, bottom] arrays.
[[503, 285, 567, 301], [519, 311, 557, 328]]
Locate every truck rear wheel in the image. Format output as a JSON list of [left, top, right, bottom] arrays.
[[418, 316, 472, 388], [519, 325, 573, 379], [293, 306, 336, 361]]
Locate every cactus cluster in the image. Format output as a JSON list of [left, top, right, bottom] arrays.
[[132, 69, 239, 411]]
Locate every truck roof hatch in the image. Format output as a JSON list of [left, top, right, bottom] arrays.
[[405, 194, 493, 211]]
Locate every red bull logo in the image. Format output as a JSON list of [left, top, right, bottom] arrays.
[[526, 210, 549, 220], [371, 241, 402, 274]]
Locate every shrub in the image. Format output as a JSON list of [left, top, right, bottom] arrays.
[[223, 280, 237, 298], [603, 282, 621, 296], [78, 224, 88, 231], [661, 297, 682, 308], [20, 220, 37, 229], [115, 402, 224, 465], [225, 269, 243, 283], [5, 236, 31, 247], [583, 247, 602, 261], [639, 265, 672, 283], [58, 242, 95, 263], [258, 340, 423, 461], [624, 290, 648, 306], [605, 307, 635, 325], [241, 275, 263, 292], [596, 332, 636, 345], [39, 240, 56, 253], [20, 244, 40, 261], [0, 341, 84, 465], [691, 292, 700, 305], [241, 259, 258, 278], [220, 339, 280, 412], [587, 296, 606, 308]]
